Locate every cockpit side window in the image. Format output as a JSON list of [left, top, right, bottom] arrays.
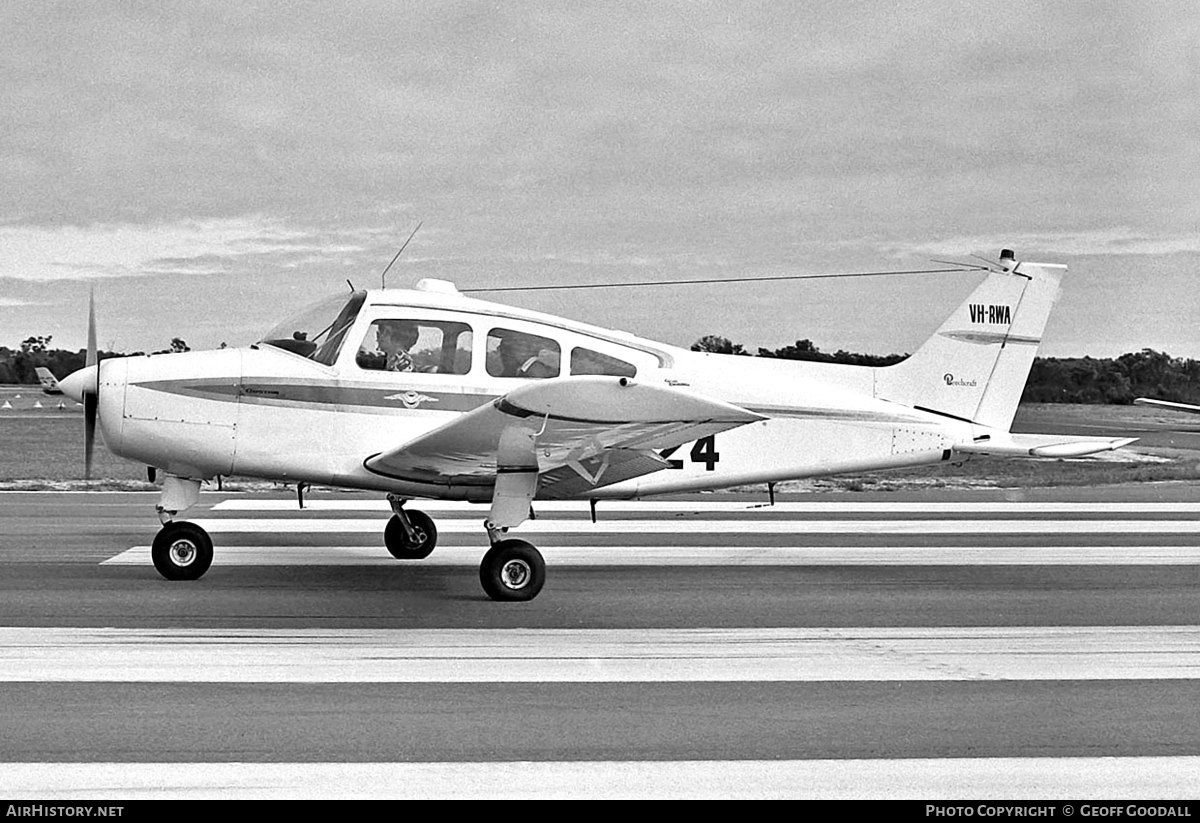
[[486, 328, 561, 379], [260, 292, 366, 367], [570, 347, 637, 377], [356, 318, 473, 375]]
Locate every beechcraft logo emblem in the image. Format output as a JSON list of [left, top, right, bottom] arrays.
[[385, 391, 438, 409]]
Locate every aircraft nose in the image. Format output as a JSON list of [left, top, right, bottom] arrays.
[[59, 365, 98, 403]]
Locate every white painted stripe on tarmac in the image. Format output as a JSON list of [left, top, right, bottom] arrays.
[[6, 757, 1199, 799], [187, 517, 1200, 534], [213, 499, 1200, 513], [3, 626, 1199, 683], [104, 544, 1200, 566]]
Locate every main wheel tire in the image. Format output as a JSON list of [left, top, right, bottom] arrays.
[[384, 509, 437, 559], [151, 521, 214, 581], [479, 539, 545, 602]]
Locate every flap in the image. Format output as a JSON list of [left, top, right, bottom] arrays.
[[364, 376, 763, 487]]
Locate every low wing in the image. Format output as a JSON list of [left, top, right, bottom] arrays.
[[953, 432, 1138, 458], [1134, 397, 1200, 415], [364, 376, 764, 494]]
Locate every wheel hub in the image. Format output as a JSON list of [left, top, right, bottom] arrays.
[[169, 539, 197, 567], [500, 559, 531, 590]]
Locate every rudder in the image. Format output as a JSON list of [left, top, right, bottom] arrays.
[[874, 251, 1064, 431]]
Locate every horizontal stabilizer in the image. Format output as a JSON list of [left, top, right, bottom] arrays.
[[953, 433, 1138, 458], [1134, 397, 1200, 415]]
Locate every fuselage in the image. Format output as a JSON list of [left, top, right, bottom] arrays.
[[79, 280, 976, 500]]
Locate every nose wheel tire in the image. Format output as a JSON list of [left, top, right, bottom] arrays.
[[479, 539, 545, 602], [151, 521, 214, 581], [384, 509, 438, 560]]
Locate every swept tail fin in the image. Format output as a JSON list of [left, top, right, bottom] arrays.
[[874, 250, 1064, 431], [35, 367, 63, 395]]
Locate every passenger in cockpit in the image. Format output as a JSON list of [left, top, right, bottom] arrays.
[[501, 335, 559, 378], [518, 346, 560, 378]]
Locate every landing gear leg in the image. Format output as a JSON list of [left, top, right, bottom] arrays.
[[384, 494, 438, 560], [151, 476, 212, 580], [478, 451, 544, 601]]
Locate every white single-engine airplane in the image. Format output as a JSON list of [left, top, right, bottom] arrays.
[[59, 248, 1136, 601], [35, 367, 64, 395]]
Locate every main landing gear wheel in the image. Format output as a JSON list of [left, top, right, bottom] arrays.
[[384, 509, 438, 560], [479, 539, 545, 602], [151, 521, 214, 581]]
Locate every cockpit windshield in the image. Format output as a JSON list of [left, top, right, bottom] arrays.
[[259, 291, 366, 366]]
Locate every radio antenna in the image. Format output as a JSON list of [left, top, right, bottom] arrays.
[[380, 221, 423, 289], [462, 266, 978, 294]]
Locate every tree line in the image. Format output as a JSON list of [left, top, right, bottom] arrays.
[[3, 334, 1196, 406], [691, 336, 1200, 405], [0, 336, 190, 386]]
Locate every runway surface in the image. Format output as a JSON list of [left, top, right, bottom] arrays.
[[2, 487, 1200, 798]]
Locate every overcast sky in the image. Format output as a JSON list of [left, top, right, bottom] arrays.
[[2, 2, 1197, 359]]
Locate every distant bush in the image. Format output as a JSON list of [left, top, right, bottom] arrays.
[[1023, 349, 1200, 405]]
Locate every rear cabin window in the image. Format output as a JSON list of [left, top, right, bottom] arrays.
[[570, 347, 636, 377], [356, 319, 472, 375], [486, 329, 561, 379]]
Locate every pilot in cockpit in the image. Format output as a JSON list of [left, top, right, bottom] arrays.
[[364, 320, 420, 372]]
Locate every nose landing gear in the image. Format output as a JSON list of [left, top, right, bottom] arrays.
[[150, 475, 212, 581]]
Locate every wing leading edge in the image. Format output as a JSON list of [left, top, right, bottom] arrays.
[[364, 376, 765, 496]]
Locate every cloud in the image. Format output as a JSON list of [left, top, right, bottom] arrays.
[[0, 217, 366, 282], [884, 230, 1200, 260]]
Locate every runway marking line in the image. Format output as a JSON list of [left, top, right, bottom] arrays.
[[105, 544, 1200, 566], [5, 757, 1200, 799], [214, 499, 1200, 513], [181, 517, 1200, 535], [3, 626, 1199, 683]]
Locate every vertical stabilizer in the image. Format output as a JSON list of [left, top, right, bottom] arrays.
[[874, 251, 1064, 431]]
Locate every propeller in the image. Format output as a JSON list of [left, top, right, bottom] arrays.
[[84, 289, 98, 480]]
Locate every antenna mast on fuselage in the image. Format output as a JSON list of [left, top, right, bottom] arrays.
[[380, 221, 423, 289]]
